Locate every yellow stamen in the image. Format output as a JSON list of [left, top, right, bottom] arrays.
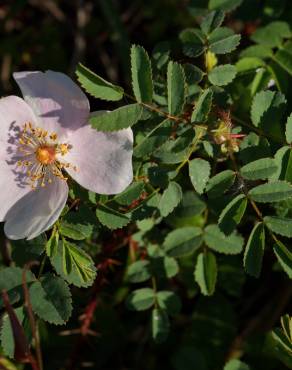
[[59, 144, 69, 156], [16, 122, 76, 189]]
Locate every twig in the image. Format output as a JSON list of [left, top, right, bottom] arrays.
[[22, 262, 43, 370]]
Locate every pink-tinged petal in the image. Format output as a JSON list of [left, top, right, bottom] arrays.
[[4, 179, 68, 240], [65, 116, 133, 194], [0, 96, 37, 220], [13, 71, 89, 137], [0, 95, 37, 146]]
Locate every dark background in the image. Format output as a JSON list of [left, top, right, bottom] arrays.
[[1, 1, 292, 369]]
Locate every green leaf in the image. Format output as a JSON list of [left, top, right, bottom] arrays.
[[114, 181, 144, 205], [271, 328, 292, 368], [60, 206, 95, 241], [59, 220, 92, 241], [201, 10, 225, 35], [183, 64, 204, 85], [272, 326, 292, 352], [96, 204, 130, 229], [148, 166, 171, 188], [273, 41, 292, 77], [271, 147, 292, 183], [273, 240, 292, 279], [90, 104, 143, 131], [189, 158, 211, 194], [240, 45, 273, 59], [203, 140, 214, 157], [280, 315, 292, 340], [46, 231, 59, 258], [194, 251, 217, 296], [239, 132, 271, 164], [156, 291, 181, 315], [236, 57, 266, 74], [154, 128, 194, 164], [131, 45, 153, 103], [265, 216, 292, 237], [208, 64, 237, 86], [126, 260, 152, 283], [76, 63, 124, 101], [163, 256, 179, 278], [126, 288, 155, 311], [167, 61, 186, 116], [150, 254, 179, 280], [179, 28, 205, 58], [224, 359, 250, 370], [244, 222, 265, 278], [285, 113, 292, 144], [206, 170, 235, 198], [250, 90, 273, 126], [218, 194, 247, 235], [158, 181, 183, 217], [163, 227, 203, 257], [0, 267, 36, 308], [50, 241, 96, 288], [191, 88, 213, 123], [134, 119, 172, 158], [251, 90, 286, 128], [209, 27, 241, 55], [249, 181, 292, 203], [251, 21, 291, 48], [240, 158, 278, 180], [209, 0, 243, 11], [204, 224, 244, 254], [11, 235, 46, 266], [171, 191, 206, 218], [29, 274, 72, 325], [137, 218, 155, 232], [152, 308, 170, 343]]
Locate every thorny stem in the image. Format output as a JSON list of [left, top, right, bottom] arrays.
[[22, 263, 43, 370], [124, 92, 183, 123]]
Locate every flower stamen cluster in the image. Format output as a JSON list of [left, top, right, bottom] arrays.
[[17, 122, 77, 189]]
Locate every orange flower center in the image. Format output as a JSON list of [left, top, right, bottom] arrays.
[[35, 146, 56, 165]]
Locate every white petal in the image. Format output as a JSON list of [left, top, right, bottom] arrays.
[[13, 71, 89, 137], [0, 96, 37, 220], [4, 179, 68, 240], [64, 115, 133, 194]]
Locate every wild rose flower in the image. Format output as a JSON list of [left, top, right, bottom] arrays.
[[0, 71, 133, 240]]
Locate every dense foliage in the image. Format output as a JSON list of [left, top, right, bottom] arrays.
[[0, 0, 292, 369]]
